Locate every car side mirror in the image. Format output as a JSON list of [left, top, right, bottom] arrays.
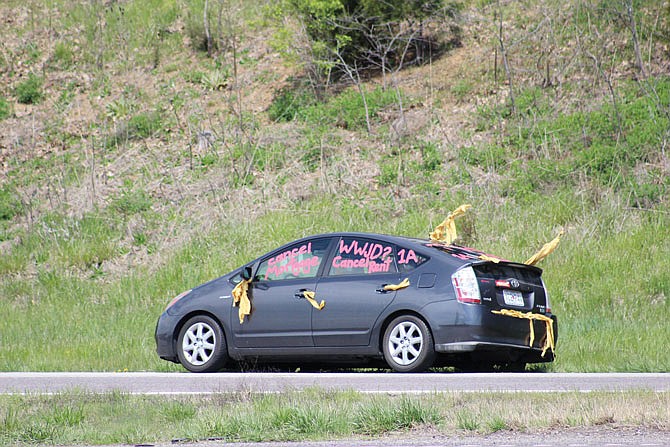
[[241, 266, 253, 281]]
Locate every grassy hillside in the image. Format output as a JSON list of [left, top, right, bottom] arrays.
[[0, 0, 668, 372]]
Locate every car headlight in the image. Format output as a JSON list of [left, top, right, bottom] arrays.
[[165, 290, 191, 311]]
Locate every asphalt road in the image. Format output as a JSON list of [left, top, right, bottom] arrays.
[[53, 427, 669, 447], [0, 372, 668, 394], [144, 428, 670, 447]]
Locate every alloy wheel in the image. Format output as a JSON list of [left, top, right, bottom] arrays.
[[181, 321, 218, 367], [387, 320, 424, 366]]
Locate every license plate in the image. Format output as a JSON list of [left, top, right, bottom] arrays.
[[503, 289, 524, 307]]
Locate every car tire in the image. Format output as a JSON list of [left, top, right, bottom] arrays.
[[454, 361, 495, 373], [383, 315, 435, 372], [176, 315, 228, 373], [500, 361, 527, 372]]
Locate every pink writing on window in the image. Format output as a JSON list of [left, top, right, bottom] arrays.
[[333, 239, 394, 274], [397, 248, 419, 264], [338, 239, 393, 260], [332, 256, 393, 273], [265, 243, 319, 279]]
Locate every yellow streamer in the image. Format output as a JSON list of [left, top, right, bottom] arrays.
[[231, 279, 252, 324], [492, 309, 555, 357], [478, 254, 501, 263], [383, 278, 410, 291], [524, 230, 564, 266], [303, 291, 326, 310], [429, 204, 472, 244]]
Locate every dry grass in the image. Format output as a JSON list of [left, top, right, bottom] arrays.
[[0, 390, 667, 445]]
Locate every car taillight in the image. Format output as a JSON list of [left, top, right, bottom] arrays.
[[542, 279, 551, 313], [165, 290, 191, 310], [451, 267, 481, 304]]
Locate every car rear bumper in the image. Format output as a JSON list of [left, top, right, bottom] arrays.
[[432, 313, 558, 363], [435, 340, 554, 361], [436, 341, 523, 353]]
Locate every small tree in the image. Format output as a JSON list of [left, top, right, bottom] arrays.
[[282, 0, 454, 85]]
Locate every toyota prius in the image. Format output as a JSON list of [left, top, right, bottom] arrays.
[[155, 231, 557, 373]]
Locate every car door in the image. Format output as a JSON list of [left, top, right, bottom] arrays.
[[232, 238, 333, 349], [312, 236, 403, 347]]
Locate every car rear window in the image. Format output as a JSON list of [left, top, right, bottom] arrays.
[[396, 246, 428, 273]]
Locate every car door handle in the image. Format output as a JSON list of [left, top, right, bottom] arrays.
[[377, 278, 410, 293], [294, 289, 308, 299]]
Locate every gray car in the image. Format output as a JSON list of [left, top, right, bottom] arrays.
[[155, 232, 557, 373]]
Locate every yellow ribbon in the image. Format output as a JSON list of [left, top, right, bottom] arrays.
[[383, 278, 410, 291], [429, 204, 472, 244], [303, 291, 326, 310], [524, 230, 564, 266], [231, 278, 252, 324], [478, 254, 501, 263], [492, 309, 556, 357]]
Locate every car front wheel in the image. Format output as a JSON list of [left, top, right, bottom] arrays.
[[177, 315, 228, 373], [383, 315, 435, 372]]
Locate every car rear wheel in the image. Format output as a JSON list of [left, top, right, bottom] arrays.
[[177, 315, 228, 373], [383, 315, 435, 372]]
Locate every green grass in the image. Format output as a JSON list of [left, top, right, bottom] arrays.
[[470, 78, 670, 206], [0, 212, 125, 276], [548, 210, 670, 371], [270, 84, 401, 130], [0, 96, 11, 120], [0, 189, 668, 372], [354, 396, 440, 434], [0, 390, 667, 445]]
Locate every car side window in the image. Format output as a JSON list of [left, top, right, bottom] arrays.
[[328, 237, 398, 276], [396, 245, 428, 273], [256, 238, 330, 281]]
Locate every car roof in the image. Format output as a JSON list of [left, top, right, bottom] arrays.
[[292, 232, 429, 248], [288, 232, 541, 272], [286, 232, 464, 260]]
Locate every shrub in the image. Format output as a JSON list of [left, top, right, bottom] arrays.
[[52, 41, 75, 69], [420, 142, 442, 172], [128, 111, 164, 139], [378, 155, 400, 186], [15, 73, 45, 104], [110, 189, 153, 216], [0, 187, 22, 221]]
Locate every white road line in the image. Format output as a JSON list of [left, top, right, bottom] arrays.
[[1, 372, 669, 395]]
